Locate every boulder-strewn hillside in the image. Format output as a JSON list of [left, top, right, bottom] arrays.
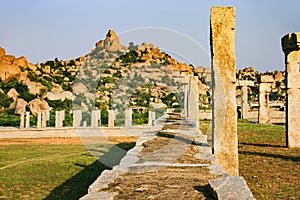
[[0, 29, 286, 126], [0, 29, 207, 126]]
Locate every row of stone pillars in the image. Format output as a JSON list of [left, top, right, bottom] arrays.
[[20, 109, 157, 129], [74, 109, 156, 128], [20, 110, 65, 129], [238, 77, 275, 124]]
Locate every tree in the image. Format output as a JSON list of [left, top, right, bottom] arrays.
[[0, 93, 13, 108]]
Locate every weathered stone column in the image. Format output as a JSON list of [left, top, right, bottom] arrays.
[[25, 111, 30, 128], [37, 112, 42, 129], [108, 110, 114, 127], [91, 110, 100, 128], [55, 110, 65, 128], [45, 110, 50, 127], [125, 109, 132, 127], [238, 80, 254, 119], [148, 111, 156, 126], [210, 6, 238, 176], [281, 32, 300, 148], [73, 110, 82, 127], [258, 75, 274, 124], [20, 112, 25, 129], [188, 76, 200, 130], [183, 77, 189, 118], [41, 111, 47, 128]]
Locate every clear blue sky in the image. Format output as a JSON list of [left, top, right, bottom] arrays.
[[1, 0, 299, 72]]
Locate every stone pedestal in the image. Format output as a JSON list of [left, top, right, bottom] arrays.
[[73, 110, 82, 127], [91, 110, 101, 127], [25, 111, 30, 128], [55, 110, 65, 128], [281, 32, 300, 148], [258, 76, 274, 124], [210, 6, 238, 176], [20, 112, 25, 129], [188, 76, 200, 129], [108, 110, 115, 127], [238, 80, 254, 119], [37, 112, 42, 129], [125, 109, 132, 127]]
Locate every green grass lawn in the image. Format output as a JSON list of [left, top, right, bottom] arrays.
[[0, 141, 135, 200], [201, 119, 300, 200]]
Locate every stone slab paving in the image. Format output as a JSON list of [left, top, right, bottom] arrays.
[[81, 112, 255, 200]]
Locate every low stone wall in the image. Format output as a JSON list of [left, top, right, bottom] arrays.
[[199, 110, 212, 120], [0, 126, 154, 138], [248, 110, 285, 124]]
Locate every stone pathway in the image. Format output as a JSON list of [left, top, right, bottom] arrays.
[[81, 112, 255, 200]]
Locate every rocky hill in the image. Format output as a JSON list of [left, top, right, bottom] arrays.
[[0, 29, 208, 126], [0, 29, 286, 126]]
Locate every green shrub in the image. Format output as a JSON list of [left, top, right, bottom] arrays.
[[0, 93, 13, 108], [101, 109, 108, 125], [132, 110, 148, 125], [0, 114, 20, 127], [82, 112, 91, 126]]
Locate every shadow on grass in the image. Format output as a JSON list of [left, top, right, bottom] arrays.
[[238, 150, 300, 162], [239, 142, 285, 148], [44, 142, 135, 200]]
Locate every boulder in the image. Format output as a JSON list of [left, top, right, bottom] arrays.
[[13, 56, 27, 67], [28, 99, 50, 115], [14, 98, 27, 115], [0, 47, 5, 58], [7, 88, 19, 101], [23, 80, 46, 95], [95, 29, 127, 51], [61, 91, 73, 100], [0, 54, 21, 82], [73, 82, 88, 94]]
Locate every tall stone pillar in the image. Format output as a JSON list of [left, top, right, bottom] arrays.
[[41, 111, 47, 128], [148, 111, 156, 126], [73, 110, 82, 127], [20, 112, 25, 129], [91, 110, 100, 128], [238, 80, 254, 119], [183, 77, 189, 118], [25, 111, 30, 128], [281, 32, 300, 148], [55, 110, 65, 128], [258, 75, 274, 124], [188, 76, 200, 130], [37, 112, 42, 129], [108, 110, 114, 127], [210, 6, 238, 176], [125, 109, 132, 127], [45, 110, 50, 127]]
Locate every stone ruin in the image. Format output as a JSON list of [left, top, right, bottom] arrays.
[[281, 32, 300, 148], [258, 75, 274, 124], [210, 6, 239, 176], [237, 80, 254, 119]]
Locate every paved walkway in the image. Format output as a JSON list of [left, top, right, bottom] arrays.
[[81, 112, 255, 200]]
